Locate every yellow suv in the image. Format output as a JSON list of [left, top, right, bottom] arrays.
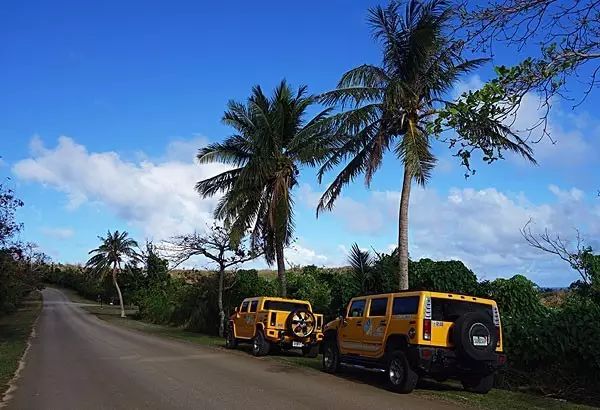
[[225, 296, 324, 357], [321, 291, 505, 394]]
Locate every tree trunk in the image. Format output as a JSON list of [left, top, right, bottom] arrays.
[[275, 242, 287, 297], [217, 266, 225, 338], [112, 265, 126, 318], [398, 166, 412, 291]]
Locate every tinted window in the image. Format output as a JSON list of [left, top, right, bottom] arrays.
[[249, 300, 258, 313], [368, 298, 388, 316], [241, 301, 249, 312], [393, 296, 420, 315], [263, 301, 309, 311], [432, 298, 493, 322], [348, 299, 366, 317]]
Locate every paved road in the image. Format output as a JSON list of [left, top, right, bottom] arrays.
[[6, 288, 454, 410]]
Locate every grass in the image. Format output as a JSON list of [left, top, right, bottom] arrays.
[[0, 291, 42, 396], [58, 288, 596, 410]]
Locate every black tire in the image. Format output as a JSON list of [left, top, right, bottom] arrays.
[[453, 312, 498, 362], [225, 323, 237, 349], [302, 344, 319, 358], [386, 350, 418, 394], [462, 373, 495, 394], [322, 339, 340, 373], [252, 329, 270, 357]]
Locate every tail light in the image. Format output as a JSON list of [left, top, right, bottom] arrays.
[[270, 311, 277, 326], [423, 319, 431, 340], [316, 315, 322, 330], [492, 305, 501, 347], [423, 297, 432, 341]]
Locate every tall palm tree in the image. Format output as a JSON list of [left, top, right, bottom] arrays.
[[196, 80, 331, 296], [86, 230, 141, 318], [317, 0, 535, 290]]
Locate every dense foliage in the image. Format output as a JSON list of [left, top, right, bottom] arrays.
[[0, 183, 45, 314]]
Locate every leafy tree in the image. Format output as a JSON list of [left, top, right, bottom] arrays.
[[318, 0, 535, 290], [86, 230, 141, 318], [196, 81, 331, 296], [0, 181, 24, 246], [460, 0, 600, 131]]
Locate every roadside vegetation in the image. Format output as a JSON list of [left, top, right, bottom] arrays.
[[0, 291, 42, 397]]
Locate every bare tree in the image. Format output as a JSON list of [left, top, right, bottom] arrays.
[[163, 224, 262, 337], [521, 219, 596, 285]]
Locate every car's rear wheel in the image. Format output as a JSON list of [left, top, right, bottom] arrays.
[[302, 344, 319, 358], [322, 340, 340, 373], [386, 351, 418, 393], [225, 323, 237, 349], [462, 373, 494, 394], [252, 329, 270, 357]]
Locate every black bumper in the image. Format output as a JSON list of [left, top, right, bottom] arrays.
[[408, 346, 506, 377]]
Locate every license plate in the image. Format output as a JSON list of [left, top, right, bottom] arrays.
[[472, 336, 488, 346], [292, 341, 304, 348]]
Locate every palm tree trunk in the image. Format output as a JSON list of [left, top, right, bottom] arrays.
[[398, 166, 412, 290], [112, 265, 126, 318], [217, 266, 225, 338], [275, 242, 287, 297]]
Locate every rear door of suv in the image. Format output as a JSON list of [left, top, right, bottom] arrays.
[[360, 295, 391, 357]]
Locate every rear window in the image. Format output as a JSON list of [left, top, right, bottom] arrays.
[[432, 298, 493, 322], [263, 301, 308, 311], [368, 298, 388, 316], [392, 296, 420, 315]]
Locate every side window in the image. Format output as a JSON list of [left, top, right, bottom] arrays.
[[241, 300, 249, 312], [392, 296, 420, 315], [347, 299, 366, 317], [368, 297, 389, 316], [249, 300, 258, 313]]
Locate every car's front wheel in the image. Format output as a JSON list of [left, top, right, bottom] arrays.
[[386, 350, 418, 393], [462, 373, 494, 394], [251, 330, 270, 357], [225, 323, 237, 349], [322, 339, 340, 373]]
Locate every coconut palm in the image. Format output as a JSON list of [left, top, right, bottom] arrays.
[[196, 80, 331, 296], [86, 230, 141, 318], [317, 0, 535, 290]]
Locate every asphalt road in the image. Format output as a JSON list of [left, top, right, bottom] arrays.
[[6, 288, 454, 410]]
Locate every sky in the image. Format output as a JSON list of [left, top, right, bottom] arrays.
[[1, 0, 599, 287]]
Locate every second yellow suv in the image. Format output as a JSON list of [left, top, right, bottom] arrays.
[[321, 291, 505, 394], [226, 296, 324, 357]]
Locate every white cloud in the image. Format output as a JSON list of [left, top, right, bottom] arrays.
[[285, 242, 329, 267], [299, 182, 599, 286], [13, 136, 230, 240], [40, 227, 75, 240]]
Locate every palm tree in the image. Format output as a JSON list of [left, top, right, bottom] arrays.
[[86, 230, 141, 318], [196, 80, 331, 296], [317, 0, 535, 290], [348, 243, 374, 294]]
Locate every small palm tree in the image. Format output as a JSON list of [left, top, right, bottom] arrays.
[[86, 230, 141, 318], [348, 243, 374, 294], [196, 80, 331, 296], [318, 0, 535, 290]]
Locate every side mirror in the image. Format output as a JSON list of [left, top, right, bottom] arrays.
[[234, 306, 239, 313]]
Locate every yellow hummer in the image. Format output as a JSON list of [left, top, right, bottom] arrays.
[[226, 296, 324, 357], [321, 291, 505, 394]]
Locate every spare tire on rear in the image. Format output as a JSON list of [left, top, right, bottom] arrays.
[[286, 308, 316, 339], [452, 312, 498, 361]]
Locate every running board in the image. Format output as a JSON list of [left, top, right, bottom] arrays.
[[340, 363, 385, 373]]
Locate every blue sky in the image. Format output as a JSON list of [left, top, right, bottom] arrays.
[[1, 0, 599, 286]]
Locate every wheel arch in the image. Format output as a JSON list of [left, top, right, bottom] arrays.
[[385, 333, 410, 353]]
